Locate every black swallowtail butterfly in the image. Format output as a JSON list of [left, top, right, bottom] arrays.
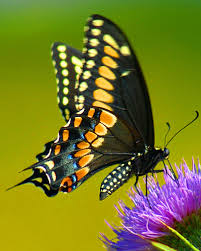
[[10, 14, 176, 200]]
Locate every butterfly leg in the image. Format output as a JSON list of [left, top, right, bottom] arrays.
[[134, 174, 141, 194]]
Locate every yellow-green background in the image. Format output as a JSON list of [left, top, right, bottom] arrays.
[[1, 1, 201, 250]]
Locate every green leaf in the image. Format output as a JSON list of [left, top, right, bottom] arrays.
[[151, 240, 177, 251]]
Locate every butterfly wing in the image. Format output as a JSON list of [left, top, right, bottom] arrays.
[[12, 107, 142, 196], [52, 42, 83, 122], [75, 14, 154, 147], [35, 44, 83, 162]]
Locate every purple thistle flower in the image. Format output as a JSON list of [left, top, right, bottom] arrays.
[[101, 159, 201, 250]]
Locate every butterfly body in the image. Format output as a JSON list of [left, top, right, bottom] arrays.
[[10, 14, 171, 199]]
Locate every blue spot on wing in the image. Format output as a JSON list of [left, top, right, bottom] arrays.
[[71, 174, 77, 183]]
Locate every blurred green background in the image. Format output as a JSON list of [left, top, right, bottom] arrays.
[[1, 0, 201, 250]]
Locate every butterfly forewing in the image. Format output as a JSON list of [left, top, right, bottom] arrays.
[[52, 42, 83, 122], [77, 14, 154, 146]]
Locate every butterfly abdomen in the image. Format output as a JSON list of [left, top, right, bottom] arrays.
[[99, 160, 134, 200]]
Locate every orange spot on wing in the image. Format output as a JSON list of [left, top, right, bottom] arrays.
[[92, 138, 104, 148], [102, 56, 118, 68], [92, 101, 113, 111], [74, 117, 82, 127], [67, 187, 72, 192], [77, 141, 90, 149], [95, 77, 114, 91], [95, 123, 107, 135], [100, 110, 117, 128], [93, 89, 114, 103], [85, 131, 97, 142], [98, 66, 116, 80], [75, 167, 90, 181], [74, 149, 91, 158], [78, 154, 94, 167], [60, 176, 73, 188], [104, 46, 120, 58], [88, 108, 95, 118], [54, 145, 61, 155], [63, 130, 69, 141]]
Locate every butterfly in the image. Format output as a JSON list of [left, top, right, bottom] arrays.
[[10, 14, 170, 200]]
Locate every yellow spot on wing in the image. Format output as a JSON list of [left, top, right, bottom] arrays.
[[92, 101, 113, 111], [63, 97, 69, 105], [78, 95, 85, 103], [75, 104, 84, 110], [63, 87, 69, 95], [100, 110, 117, 127], [90, 38, 99, 47], [59, 53, 67, 60], [93, 89, 114, 103], [63, 78, 69, 86], [92, 19, 104, 26], [51, 171, 57, 181], [91, 29, 101, 36], [102, 56, 118, 69], [103, 34, 119, 49], [104, 46, 119, 58], [98, 66, 116, 80], [75, 66, 82, 74], [88, 49, 98, 57], [84, 26, 89, 32], [83, 71, 91, 79], [78, 154, 94, 167], [71, 56, 82, 67], [120, 45, 131, 56], [62, 69, 68, 76], [60, 61, 67, 68], [57, 45, 66, 52], [95, 77, 114, 91], [86, 60, 95, 69], [45, 161, 54, 169], [79, 82, 88, 92]]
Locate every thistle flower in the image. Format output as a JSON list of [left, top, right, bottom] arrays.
[[101, 159, 201, 250]]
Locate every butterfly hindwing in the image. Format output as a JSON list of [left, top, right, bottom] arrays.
[[52, 42, 83, 122], [16, 107, 141, 195]]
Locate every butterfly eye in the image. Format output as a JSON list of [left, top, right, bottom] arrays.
[[163, 148, 170, 159]]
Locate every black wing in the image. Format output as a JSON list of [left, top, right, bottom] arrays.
[[10, 107, 143, 196], [77, 14, 154, 147], [36, 44, 83, 162], [52, 42, 83, 122], [51, 15, 154, 146]]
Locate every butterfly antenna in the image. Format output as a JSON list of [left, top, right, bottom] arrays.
[[165, 111, 199, 147], [164, 122, 171, 147]]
